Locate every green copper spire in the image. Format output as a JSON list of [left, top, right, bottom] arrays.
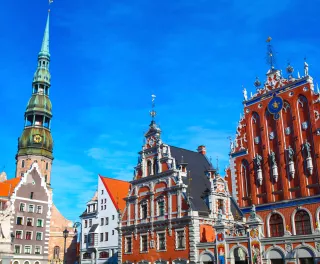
[[16, 11, 53, 161], [39, 11, 50, 58]]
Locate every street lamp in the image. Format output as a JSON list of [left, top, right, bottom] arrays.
[[63, 228, 69, 264]]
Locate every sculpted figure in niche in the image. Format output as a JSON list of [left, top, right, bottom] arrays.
[[253, 154, 262, 168], [269, 151, 277, 165], [287, 146, 294, 161], [302, 141, 312, 158]]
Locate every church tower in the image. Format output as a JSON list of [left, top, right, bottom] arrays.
[[15, 11, 53, 186]]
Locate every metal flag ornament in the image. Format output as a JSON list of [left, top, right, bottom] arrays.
[[267, 93, 283, 120]]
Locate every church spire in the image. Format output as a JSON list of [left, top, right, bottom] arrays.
[[15, 10, 54, 186], [39, 11, 50, 58]]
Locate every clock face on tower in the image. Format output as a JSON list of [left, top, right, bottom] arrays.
[[148, 137, 155, 147], [33, 134, 42, 143]]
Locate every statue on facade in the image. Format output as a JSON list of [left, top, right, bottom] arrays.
[[269, 151, 276, 165], [304, 60, 309, 76], [302, 141, 312, 158], [250, 204, 257, 219], [217, 209, 223, 223], [253, 154, 262, 168], [287, 146, 294, 161], [243, 87, 248, 101]]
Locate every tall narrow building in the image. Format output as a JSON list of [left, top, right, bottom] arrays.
[[15, 10, 53, 185]]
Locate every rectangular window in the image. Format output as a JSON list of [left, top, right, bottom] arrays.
[[85, 220, 87, 228], [37, 219, 43, 227], [28, 204, 34, 213], [19, 203, 25, 212], [35, 246, 41, 254], [100, 233, 103, 242], [105, 232, 108, 241], [104, 205, 106, 210], [89, 219, 92, 227], [111, 249, 114, 256], [112, 230, 114, 235], [141, 235, 148, 252], [16, 217, 23, 225], [27, 217, 33, 226], [84, 234, 87, 244], [101, 199, 103, 204], [89, 233, 95, 246], [176, 230, 185, 249], [101, 205, 103, 210], [141, 204, 148, 219], [158, 200, 165, 216], [101, 218, 104, 226], [26, 231, 32, 240], [36, 205, 42, 214], [101, 190, 104, 194], [36, 232, 42, 241], [30, 192, 34, 199], [15, 231, 22, 239], [24, 245, 32, 254], [125, 237, 132, 253], [14, 245, 21, 254], [112, 215, 115, 220], [106, 217, 109, 225], [158, 233, 166, 250]]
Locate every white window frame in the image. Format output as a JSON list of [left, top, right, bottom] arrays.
[[124, 235, 133, 254], [140, 200, 149, 220], [36, 205, 43, 214], [28, 204, 35, 213], [26, 217, 34, 227], [34, 245, 42, 255], [157, 231, 166, 251], [156, 196, 166, 217], [36, 232, 43, 241], [15, 230, 23, 240], [140, 233, 148, 253], [16, 216, 24, 225], [24, 245, 32, 254], [36, 218, 44, 227], [25, 231, 33, 240], [175, 228, 186, 250], [19, 202, 26, 212], [14, 244, 22, 254]]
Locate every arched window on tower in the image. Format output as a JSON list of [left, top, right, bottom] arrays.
[[53, 246, 60, 259], [241, 160, 251, 198], [269, 213, 284, 237], [147, 160, 152, 176], [295, 210, 312, 235]]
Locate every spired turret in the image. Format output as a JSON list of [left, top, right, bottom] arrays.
[[15, 11, 54, 185]]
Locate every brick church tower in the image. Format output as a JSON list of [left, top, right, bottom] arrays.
[[15, 11, 53, 186]]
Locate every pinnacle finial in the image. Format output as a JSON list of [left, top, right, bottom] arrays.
[[149, 94, 157, 121], [39, 9, 50, 58], [266, 36, 276, 70]]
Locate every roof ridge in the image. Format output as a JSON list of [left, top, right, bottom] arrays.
[[169, 145, 199, 153], [99, 174, 129, 183]]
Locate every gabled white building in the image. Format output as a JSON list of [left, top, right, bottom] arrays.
[[80, 175, 130, 264]]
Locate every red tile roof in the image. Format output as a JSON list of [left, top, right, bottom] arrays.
[[99, 175, 130, 212], [0, 177, 21, 197]]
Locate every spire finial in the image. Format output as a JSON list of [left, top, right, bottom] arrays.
[[266, 36, 276, 70], [39, 8, 50, 58], [216, 156, 219, 174], [150, 94, 157, 121]]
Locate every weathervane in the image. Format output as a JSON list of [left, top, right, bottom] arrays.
[[266, 37, 276, 69], [150, 94, 157, 120], [49, 0, 53, 11]]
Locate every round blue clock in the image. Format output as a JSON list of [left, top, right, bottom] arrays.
[[267, 94, 283, 120]]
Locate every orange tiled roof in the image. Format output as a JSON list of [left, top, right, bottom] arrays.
[[99, 175, 130, 212], [0, 177, 21, 197]]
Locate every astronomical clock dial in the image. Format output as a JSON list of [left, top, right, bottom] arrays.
[[148, 137, 155, 147], [33, 134, 42, 143]]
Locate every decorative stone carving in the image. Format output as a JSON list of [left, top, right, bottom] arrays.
[[287, 145, 295, 179], [253, 154, 263, 185], [302, 141, 313, 175], [269, 151, 278, 182], [285, 243, 293, 254]]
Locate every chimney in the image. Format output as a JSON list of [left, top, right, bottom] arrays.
[[197, 145, 206, 155]]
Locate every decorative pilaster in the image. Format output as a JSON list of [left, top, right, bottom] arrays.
[[188, 211, 200, 264]]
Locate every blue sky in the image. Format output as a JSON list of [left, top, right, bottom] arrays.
[[0, 0, 319, 220]]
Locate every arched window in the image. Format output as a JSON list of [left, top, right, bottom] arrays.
[[147, 160, 152, 176], [295, 210, 312, 235], [241, 160, 250, 197], [46, 162, 48, 170], [99, 251, 109, 259], [53, 246, 60, 259], [270, 213, 284, 237], [153, 158, 157, 175]]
